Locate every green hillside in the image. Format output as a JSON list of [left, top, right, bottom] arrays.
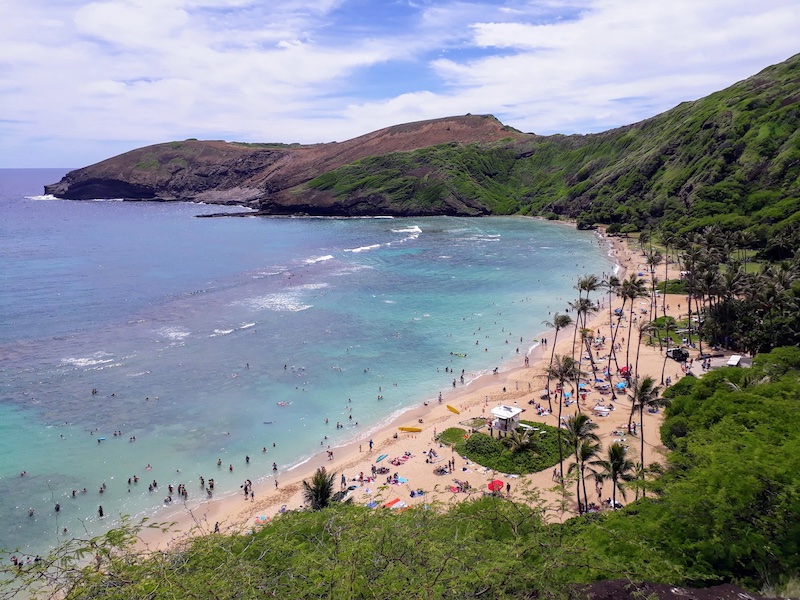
[[303, 54, 800, 252]]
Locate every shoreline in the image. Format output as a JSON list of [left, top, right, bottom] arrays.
[[136, 228, 686, 552]]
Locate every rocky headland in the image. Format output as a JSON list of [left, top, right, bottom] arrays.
[[45, 114, 526, 217]]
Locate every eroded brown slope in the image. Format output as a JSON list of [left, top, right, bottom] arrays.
[[45, 114, 526, 215]]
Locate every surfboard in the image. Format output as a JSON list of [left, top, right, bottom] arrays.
[[446, 405, 460, 414], [398, 426, 422, 433], [375, 454, 388, 462]]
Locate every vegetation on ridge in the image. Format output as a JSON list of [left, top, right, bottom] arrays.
[[303, 53, 800, 254]]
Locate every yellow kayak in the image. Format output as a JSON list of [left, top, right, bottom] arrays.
[[447, 405, 460, 415], [398, 426, 422, 433]]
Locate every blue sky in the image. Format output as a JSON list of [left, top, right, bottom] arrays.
[[1, 0, 798, 168]]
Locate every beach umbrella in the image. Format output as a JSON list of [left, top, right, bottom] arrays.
[[615, 381, 627, 389], [487, 480, 504, 492], [564, 391, 572, 398]]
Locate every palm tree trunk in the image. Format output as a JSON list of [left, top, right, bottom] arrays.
[[625, 302, 635, 370], [557, 376, 565, 479], [663, 247, 669, 318], [609, 302, 626, 373], [546, 332, 559, 412], [695, 291, 704, 355], [612, 478, 617, 510], [639, 403, 646, 498], [581, 465, 589, 513]]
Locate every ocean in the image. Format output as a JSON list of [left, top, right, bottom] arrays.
[[0, 168, 614, 556]]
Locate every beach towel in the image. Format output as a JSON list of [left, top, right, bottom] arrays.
[[383, 498, 401, 509]]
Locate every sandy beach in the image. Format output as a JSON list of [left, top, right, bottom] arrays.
[[137, 231, 703, 550]]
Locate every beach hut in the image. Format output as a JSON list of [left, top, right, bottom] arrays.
[[490, 405, 524, 433]]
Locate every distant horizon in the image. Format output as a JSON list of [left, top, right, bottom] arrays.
[[2, 1, 799, 168]]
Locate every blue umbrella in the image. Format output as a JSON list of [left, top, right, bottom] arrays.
[[615, 382, 627, 389], [564, 391, 572, 398]]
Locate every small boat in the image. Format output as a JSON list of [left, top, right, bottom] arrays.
[[375, 454, 388, 462], [277, 402, 289, 406], [398, 426, 422, 433], [450, 352, 467, 357], [263, 421, 274, 425], [446, 405, 460, 415]]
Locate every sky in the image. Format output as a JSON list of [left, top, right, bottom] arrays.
[[1, 0, 798, 168]]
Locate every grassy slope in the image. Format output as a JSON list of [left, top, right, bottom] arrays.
[[302, 53, 800, 240]]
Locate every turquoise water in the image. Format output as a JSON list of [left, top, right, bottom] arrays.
[[0, 169, 614, 555]]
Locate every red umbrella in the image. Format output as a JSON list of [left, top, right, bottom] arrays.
[[487, 480, 504, 492]]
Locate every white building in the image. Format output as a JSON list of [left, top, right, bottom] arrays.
[[490, 405, 524, 433]]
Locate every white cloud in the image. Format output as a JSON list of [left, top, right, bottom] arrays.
[[0, 0, 798, 167]]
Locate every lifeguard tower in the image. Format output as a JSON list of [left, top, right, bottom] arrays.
[[490, 405, 524, 433]]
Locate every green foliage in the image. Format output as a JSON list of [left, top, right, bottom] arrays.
[[438, 427, 466, 446], [657, 279, 687, 294], [302, 466, 337, 510], [460, 422, 565, 474], [134, 157, 159, 170]]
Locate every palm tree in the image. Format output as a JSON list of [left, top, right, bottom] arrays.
[[593, 443, 635, 510], [645, 249, 663, 317], [541, 312, 573, 412], [568, 297, 595, 362], [568, 440, 601, 514], [302, 467, 337, 510], [571, 275, 601, 361], [680, 242, 704, 354], [564, 414, 600, 512], [502, 427, 535, 453], [620, 275, 648, 370], [627, 376, 667, 496], [542, 354, 581, 480], [659, 229, 677, 318], [633, 321, 656, 379]]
